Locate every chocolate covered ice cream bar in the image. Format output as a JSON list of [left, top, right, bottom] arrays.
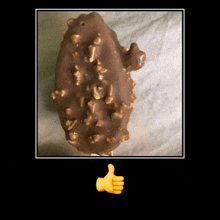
[[51, 12, 146, 155]]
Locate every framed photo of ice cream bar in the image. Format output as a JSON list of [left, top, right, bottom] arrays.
[[36, 9, 184, 159]]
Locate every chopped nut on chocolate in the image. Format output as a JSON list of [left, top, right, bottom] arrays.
[[71, 34, 80, 44], [94, 36, 101, 45], [96, 120, 104, 127], [88, 100, 96, 113], [84, 111, 92, 126], [79, 96, 85, 107], [105, 96, 113, 104], [111, 112, 123, 120], [66, 119, 77, 130], [88, 45, 96, 62], [51, 90, 56, 100], [88, 134, 101, 143], [93, 86, 101, 100], [69, 131, 78, 140]]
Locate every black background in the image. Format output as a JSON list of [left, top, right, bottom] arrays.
[[12, 124, 200, 218], [23, 7, 198, 216], [17, 156, 198, 213]]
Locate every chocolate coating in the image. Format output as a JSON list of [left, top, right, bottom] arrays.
[[52, 12, 146, 155]]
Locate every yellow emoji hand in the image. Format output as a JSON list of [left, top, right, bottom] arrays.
[[96, 164, 124, 194]]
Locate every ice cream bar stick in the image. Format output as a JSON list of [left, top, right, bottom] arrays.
[[91, 151, 113, 156]]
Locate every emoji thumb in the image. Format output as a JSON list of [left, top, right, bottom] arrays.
[[108, 164, 115, 175]]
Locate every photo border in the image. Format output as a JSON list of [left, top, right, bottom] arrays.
[[35, 8, 185, 159]]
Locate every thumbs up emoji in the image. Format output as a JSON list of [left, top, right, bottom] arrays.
[[96, 164, 124, 194]]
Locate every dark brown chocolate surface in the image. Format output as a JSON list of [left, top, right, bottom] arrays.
[[51, 12, 146, 155]]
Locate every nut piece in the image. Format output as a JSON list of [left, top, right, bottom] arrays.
[[74, 71, 81, 85], [128, 102, 134, 109], [98, 74, 104, 81], [60, 90, 65, 97], [51, 90, 56, 100], [109, 84, 113, 96], [84, 111, 92, 125], [69, 132, 78, 140], [131, 90, 137, 102], [93, 86, 101, 100], [65, 108, 72, 115], [96, 120, 104, 127], [111, 112, 123, 120], [72, 51, 79, 59], [122, 130, 130, 141], [119, 102, 127, 114], [86, 84, 90, 91], [73, 65, 81, 86], [88, 100, 96, 113], [68, 140, 78, 145], [94, 36, 101, 44], [94, 60, 107, 74], [93, 134, 100, 142], [105, 84, 113, 104], [79, 97, 85, 107], [131, 80, 136, 88], [88, 45, 96, 62], [65, 119, 77, 130], [54, 90, 65, 97], [106, 136, 116, 144], [105, 96, 113, 104], [88, 134, 100, 143], [71, 34, 80, 44]]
